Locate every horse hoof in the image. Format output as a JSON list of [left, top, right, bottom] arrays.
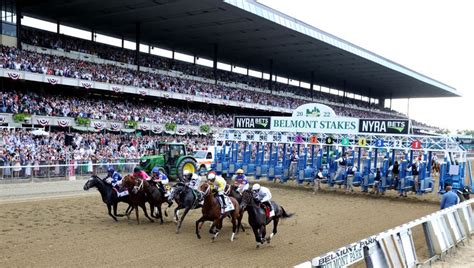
[[196, 234, 201, 239]]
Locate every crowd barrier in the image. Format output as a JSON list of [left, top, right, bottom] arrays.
[[295, 199, 474, 268], [0, 160, 139, 182]]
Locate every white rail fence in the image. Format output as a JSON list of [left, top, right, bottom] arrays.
[[295, 199, 474, 268], [0, 160, 139, 182]]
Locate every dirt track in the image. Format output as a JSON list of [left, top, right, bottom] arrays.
[[0, 182, 439, 268]]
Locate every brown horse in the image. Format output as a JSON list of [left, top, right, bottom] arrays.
[[121, 175, 154, 225], [142, 180, 171, 224], [195, 182, 241, 242]]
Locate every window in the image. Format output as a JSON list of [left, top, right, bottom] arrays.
[[206, 152, 212, 159]]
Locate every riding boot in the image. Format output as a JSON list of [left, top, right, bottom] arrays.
[[220, 195, 226, 215]]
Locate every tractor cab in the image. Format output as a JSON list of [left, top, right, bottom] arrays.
[[139, 142, 197, 181]]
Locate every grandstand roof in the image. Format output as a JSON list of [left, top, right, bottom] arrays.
[[19, 0, 459, 99]]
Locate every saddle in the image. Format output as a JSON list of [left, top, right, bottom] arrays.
[[260, 202, 274, 218], [113, 186, 129, 197]]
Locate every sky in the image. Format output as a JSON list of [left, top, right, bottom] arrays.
[[258, 0, 474, 132]]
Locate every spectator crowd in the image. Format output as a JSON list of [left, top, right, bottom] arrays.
[[0, 128, 213, 178]]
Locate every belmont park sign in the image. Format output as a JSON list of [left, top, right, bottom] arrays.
[[233, 103, 410, 135]]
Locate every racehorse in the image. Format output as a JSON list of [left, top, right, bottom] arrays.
[[140, 179, 171, 224], [121, 175, 155, 224], [225, 184, 246, 232], [170, 182, 202, 233], [83, 175, 132, 222], [240, 189, 293, 248], [195, 182, 241, 242]]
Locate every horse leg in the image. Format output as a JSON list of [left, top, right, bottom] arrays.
[[237, 211, 245, 233], [134, 205, 140, 225], [267, 217, 279, 243], [230, 215, 237, 242], [260, 225, 267, 245], [176, 207, 190, 234], [149, 203, 156, 218], [107, 204, 118, 222], [195, 216, 206, 239], [140, 203, 154, 223], [174, 207, 181, 223], [252, 227, 263, 248], [157, 203, 164, 224]]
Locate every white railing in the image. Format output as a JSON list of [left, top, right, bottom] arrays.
[[0, 160, 139, 182], [295, 199, 474, 267]]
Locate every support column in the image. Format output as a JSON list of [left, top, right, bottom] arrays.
[[246, 67, 249, 76], [268, 59, 273, 93], [193, 56, 196, 65], [343, 80, 347, 106], [213, 43, 218, 84], [91, 29, 94, 42], [378, 98, 385, 109], [389, 93, 393, 109], [57, 20, 60, 34], [121, 37, 124, 48], [135, 22, 141, 71], [16, 2, 22, 49], [310, 71, 314, 100]]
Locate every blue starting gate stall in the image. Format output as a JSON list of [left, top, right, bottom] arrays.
[[213, 103, 471, 195]]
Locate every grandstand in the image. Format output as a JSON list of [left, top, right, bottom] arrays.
[[0, 0, 459, 174]]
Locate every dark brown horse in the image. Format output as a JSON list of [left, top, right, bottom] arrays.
[[240, 189, 293, 248], [195, 182, 241, 242], [141, 180, 172, 224], [121, 175, 154, 225]]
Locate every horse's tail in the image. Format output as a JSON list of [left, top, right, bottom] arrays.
[[280, 206, 294, 218]]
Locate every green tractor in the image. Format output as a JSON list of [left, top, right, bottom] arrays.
[[139, 142, 197, 181]]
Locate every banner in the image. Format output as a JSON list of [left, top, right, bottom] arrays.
[[176, 127, 187, 135], [138, 90, 147, 96], [93, 121, 105, 130], [7, 71, 21, 80], [271, 116, 358, 134], [234, 116, 271, 130], [46, 77, 60, 85], [292, 103, 336, 118], [80, 80, 93, 89], [109, 122, 121, 131], [36, 118, 50, 126], [111, 86, 122, 93], [152, 125, 163, 134], [57, 119, 71, 127], [358, 119, 410, 134]]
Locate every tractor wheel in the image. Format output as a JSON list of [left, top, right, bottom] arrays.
[[177, 158, 197, 180]]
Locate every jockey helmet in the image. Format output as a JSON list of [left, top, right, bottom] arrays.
[[152, 167, 160, 174], [107, 167, 115, 173], [183, 170, 192, 179], [207, 172, 216, 181], [133, 167, 141, 173], [252, 184, 261, 192], [236, 169, 244, 174]]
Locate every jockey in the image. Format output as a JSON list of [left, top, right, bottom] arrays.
[[188, 173, 202, 191], [182, 170, 193, 184], [208, 172, 228, 215], [132, 167, 149, 180], [150, 167, 170, 197], [104, 167, 122, 187], [232, 169, 249, 194], [252, 183, 273, 217]]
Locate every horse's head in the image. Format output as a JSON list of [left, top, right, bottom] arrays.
[[240, 189, 254, 210], [122, 175, 144, 194], [199, 182, 212, 196], [83, 175, 103, 191]]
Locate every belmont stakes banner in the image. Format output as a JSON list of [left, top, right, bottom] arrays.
[[46, 76, 60, 85], [233, 103, 410, 135], [36, 118, 50, 126]]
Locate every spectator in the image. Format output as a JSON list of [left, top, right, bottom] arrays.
[[440, 185, 460, 209]]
